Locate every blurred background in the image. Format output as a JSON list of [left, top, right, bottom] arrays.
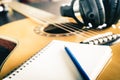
[[0, 0, 70, 26]]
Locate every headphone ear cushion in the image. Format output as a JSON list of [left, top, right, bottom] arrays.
[[103, 0, 119, 26], [95, 0, 105, 25]]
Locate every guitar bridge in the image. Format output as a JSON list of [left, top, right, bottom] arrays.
[[81, 32, 120, 45]]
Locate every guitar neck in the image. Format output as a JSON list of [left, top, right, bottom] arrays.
[[7, 1, 57, 23]]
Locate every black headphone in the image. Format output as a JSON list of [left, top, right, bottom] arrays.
[[60, 0, 120, 29], [0, 4, 8, 16]]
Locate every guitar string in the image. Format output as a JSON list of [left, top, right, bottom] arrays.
[[22, 2, 100, 36], [9, 6, 85, 38], [26, 11, 100, 37], [25, 12, 96, 38], [32, 11, 100, 38], [25, 7, 99, 37], [60, 23, 99, 35], [9, 2, 100, 38]]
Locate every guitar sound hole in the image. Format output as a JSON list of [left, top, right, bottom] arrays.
[[44, 22, 80, 34], [0, 38, 16, 66]]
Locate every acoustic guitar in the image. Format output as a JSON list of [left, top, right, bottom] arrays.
[[0, 1, 120, 80]]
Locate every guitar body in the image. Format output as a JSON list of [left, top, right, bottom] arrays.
[[0, 17, 120, 80]]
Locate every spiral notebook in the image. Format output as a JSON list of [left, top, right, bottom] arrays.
[[3, 40, 112, 80]]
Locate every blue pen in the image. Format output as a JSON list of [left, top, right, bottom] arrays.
[[64, 46, 90, 80]]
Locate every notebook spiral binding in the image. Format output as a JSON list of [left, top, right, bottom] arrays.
[[3, 41, 54, 79]]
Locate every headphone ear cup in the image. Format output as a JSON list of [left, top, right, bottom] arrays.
[[112, 0, 120, 24], [103, 0, 119, 26], [79, 0, 101, 28], [79, 0, 105, 28]]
